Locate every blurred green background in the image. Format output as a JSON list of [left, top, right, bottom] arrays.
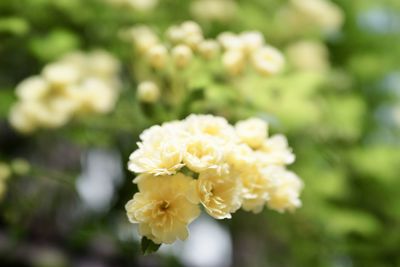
[[1, 0, 400, 266]]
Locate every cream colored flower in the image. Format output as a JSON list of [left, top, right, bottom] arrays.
[[218, 32, 244, 51], [15, 76, 50, 101], [290, 0, 344, 33], [195, 169, 242, 219], [126, 173, 200, 244], [181, 21, 202, 37], [198, 39, 220, 60], [137, 81, 160, 103], [235, 118, 268, 149], [146, 44, 168, 70], [184, 114, 239, 144], [222, 49, 245, 75], [166, 25, 185, 44], [183, 135, 226, 174], [9, 103, 38, 134], [129, 26, 159, 53], [257, 134, 295, 166], [286, 40, 329, 72], [239, 163, 272, 213], [88, 50, 121, 78], [251, 46, 285, 76], [171, 45, 193, 68], [191, 0, 237, 22], [267, 169, 303, 212], [42, 62, 80, 87], [128, 131, 185, 176], [73, 78, 117, 114], [240, 31, 265, 54], [226, 143, 256, 170]]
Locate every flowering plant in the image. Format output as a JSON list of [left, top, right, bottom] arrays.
[[125, 114, 303, 252]]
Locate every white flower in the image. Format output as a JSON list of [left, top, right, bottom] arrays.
[[235, 118, 268, 149]]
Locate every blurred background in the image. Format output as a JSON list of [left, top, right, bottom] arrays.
[[1, 0, 400, 266]]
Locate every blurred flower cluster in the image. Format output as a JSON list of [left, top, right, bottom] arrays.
[[126, 114, 302, 245], [121, 21, 284, 105], [9, 50, 121, 133]]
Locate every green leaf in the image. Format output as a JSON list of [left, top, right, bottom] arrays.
[[141, 236, 161, 255]]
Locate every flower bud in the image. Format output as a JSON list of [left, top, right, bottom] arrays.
[[171, 45, 193, 69], [222, 49, 245, 75], [147, 44, 168, 69], [240, 31, 265, 54], [198, 39, 220, 60], [137, 81, 160, 103]]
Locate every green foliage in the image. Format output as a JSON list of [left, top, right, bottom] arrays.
[[141, 236, 161, 255]]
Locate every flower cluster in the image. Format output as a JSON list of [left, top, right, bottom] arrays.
[[125, 114, 303, 245], [121, 21, 285, 103], [9, 50, 121, 133]]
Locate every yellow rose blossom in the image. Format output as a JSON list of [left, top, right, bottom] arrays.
[[184, 114, 239, 143], [227, 143, 254, 165], [128, 131, 185, 176], [267, 169, 303, 213], [183, 135, 226, 174], [125, 115, 303, 245], [257, 134, 295, 166], [126, 173, 200, 244], [195, 169, 242, 219], [239, 163, 272, 213], [235, 117, 268, 149]]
